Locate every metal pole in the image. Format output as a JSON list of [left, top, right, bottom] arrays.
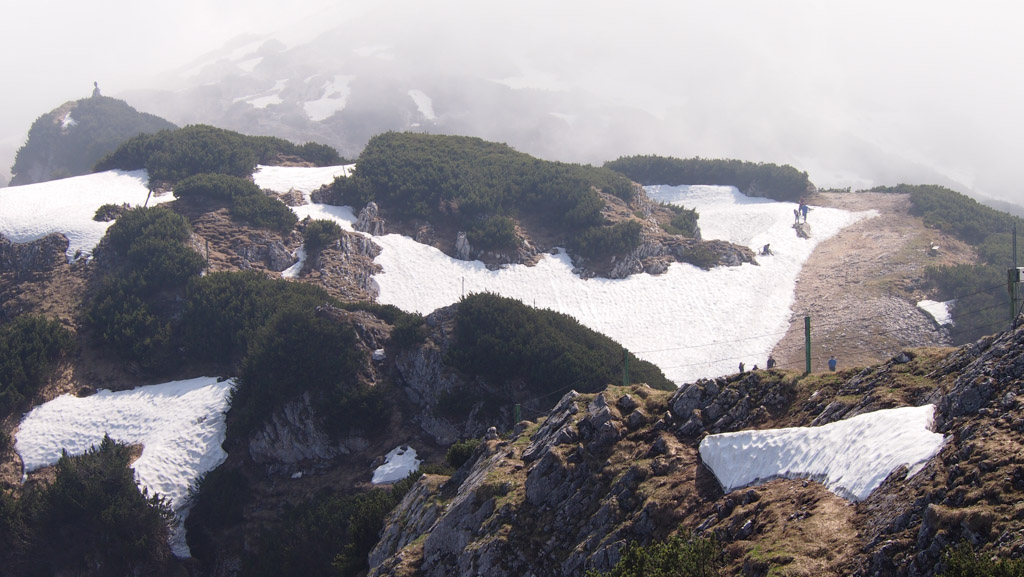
[[623, 348, 630, 387], [514, 403, 521, 424], [804, 316, 811, 375]]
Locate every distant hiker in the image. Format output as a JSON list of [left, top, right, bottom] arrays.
[[766, 355, 776, 369], [794, 208, 800, 224], [738, 362, 745, 374], [828, 355, 837, 371], [752, 364, 759, 371], [800, 203, 809, 223], [760, 243, 772, 256]]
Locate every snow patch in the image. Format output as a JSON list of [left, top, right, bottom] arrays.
[[253, 163, 352, 201], [408, 89, 436, 120], [61, 112, 78, 129], [372, 445, 420, 484], [303, 74, 355, 121], [234, 79, 288, 109], [699, 404, 945, 501], [0, 169, 172, 260], [918, 299, 953, 326], [15, 376, 236, 557]]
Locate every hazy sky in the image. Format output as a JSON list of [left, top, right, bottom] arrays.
[[3, 0, 1023, 205]]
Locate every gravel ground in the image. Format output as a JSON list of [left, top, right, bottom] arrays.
[[770, 192, 976, 373]]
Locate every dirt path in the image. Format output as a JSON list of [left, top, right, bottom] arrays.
[[770, 192, 975, 373]]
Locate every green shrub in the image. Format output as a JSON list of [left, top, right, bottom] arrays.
[[18, 435, 173, 577], [678, 243, 720, 270], [938, 542, 1024, 577], [606, 154, 810, 202], [231, 306, 363, 437], [93, 203, 128, 222], [304, 219, 343, 254], [96, 124, 341, 183], [173, 173, 261, 201], [0, 315, 73, 417], [87, 205, 204, 365], [86, 279, 171, 363], [587, 531, 723, 577], [570, 220, 643, 260], [104, 205, 192, 256], [321, 132, 630, 232], [449, 293, 674, 393], [242, 474, 420, 577], [231, 193, 298, 233], [389, 313, 428, 348], [180, 271, 333, 361], [185, 467, 250, 561], [468, 215, 520, 251], [445, 438, 481, 469], [659, 204, 700, 237]]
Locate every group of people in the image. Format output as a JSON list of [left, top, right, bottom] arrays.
[[794, 200, 810, 223], [738, 354, 837, 373]]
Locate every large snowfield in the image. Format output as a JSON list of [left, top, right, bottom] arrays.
[[2, 165, 945, 553]]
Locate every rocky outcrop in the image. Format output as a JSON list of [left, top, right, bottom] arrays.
[[354, 201, 386, 235], [371, 325, 1024, 577], [233, 238, 297, 271], [0, 233, 70, 276], [248, 391, 369, 475], [304, 231, 383, 300], [369, 389, 695, 577]]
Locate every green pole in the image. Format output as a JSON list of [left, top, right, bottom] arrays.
[[623, 348, 630, 387], [514, 403, 521, 424], [804, 316, 811, 375]]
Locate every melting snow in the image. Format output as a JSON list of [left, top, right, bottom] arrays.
[[16, 377, 235, 557], [372, 445, 421, 484], [0, 169, 173, 260], [235, 79, 288, 109], [303, 74, 355, 121], [408, 89, 437, 120], [918, 299, 953, 326], [699, 404, 945, 501]]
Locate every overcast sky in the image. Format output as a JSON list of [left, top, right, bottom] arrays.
[[3, 0, 1023, 206]]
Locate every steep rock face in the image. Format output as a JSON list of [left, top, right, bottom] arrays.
[[246, 306, 390, 475], [0, 233, 70, 276], [369, 389, 699, 577], [391, 305, 505, 445], [247, 391, 369, 475]]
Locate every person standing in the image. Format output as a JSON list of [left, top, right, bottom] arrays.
[[766, 355, 776, 369], [738, 362, 745, 374], [828, 355, 837, 371], [800, 202, 809, 223]]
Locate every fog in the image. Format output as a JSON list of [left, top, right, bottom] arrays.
[[3, 0, 1023, 207]]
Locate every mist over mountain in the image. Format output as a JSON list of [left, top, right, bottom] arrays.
[[108, 1, 1015, 209]]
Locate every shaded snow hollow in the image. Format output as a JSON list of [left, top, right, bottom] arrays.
[[699, 404, 945, 501]]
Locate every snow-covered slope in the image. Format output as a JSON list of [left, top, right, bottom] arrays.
[[698, 404, 945, 501], [0, 169, 173, 260]]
